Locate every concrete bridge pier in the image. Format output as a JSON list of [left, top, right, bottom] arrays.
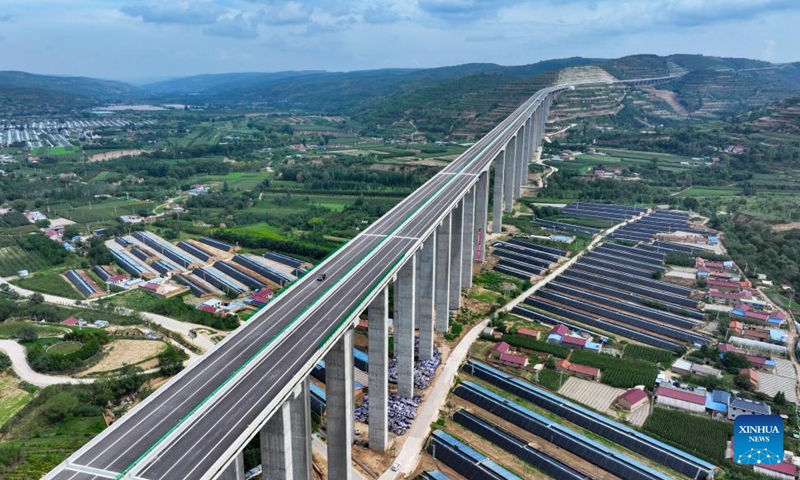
[[417, 234, 436, 360], [513, 124, 526, 198], [448, 200, 464, 311], [460, 186, 476, 289], [491, 150, 505, 233], [219, 451, 244, 480], [503, 134, 517, 212], [474, 169, 489, 263], [368, 286, 389, 451], [434, 215, 451, 332], [395, 254, 417, 398], [326, 329, 354, 480]]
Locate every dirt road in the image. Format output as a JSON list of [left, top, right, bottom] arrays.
[[0, 339, 94, 386]]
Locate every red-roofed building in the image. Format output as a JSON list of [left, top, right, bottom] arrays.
[[754, 462, 797, 480], [555, 359, 601, 381], [742, 328, 770, 342], [198, 304, 219, 315], [499, 352, 529, 368], [655, 387, 706, 413], [140, 282, 159, 293], [745, 354, 776, 373], [491, 342, 511, 358], [550, 324, 569, 336], [108, 274, 129, 285], [517, 328, 541, 340], [561, 335, 587, 348], [718, 342, 736, 353], [739, 368, 759, 389], [729, 321, 744, 335], [708, 289, 752, 305], [617, 388, 648, 411], [60, 317, 80, 326], [707, 278, 744, 291]]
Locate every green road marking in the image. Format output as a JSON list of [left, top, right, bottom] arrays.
[[115, 92, 548, 479]]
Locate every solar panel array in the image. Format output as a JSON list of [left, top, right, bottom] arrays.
[[176, 241, 213, 262], [65, 270, 102, 297], [173, 274, 209, 296], [453, 409, 590, 480], [232, 255, 293, 286], [463, 361, 715, 480], [562, 202, 646, 223], [533, 218, 600, 235], [609, 210, 693, 243], [491, 239, 566, 280], [134, 231, 202, 268], [264, 251, 306, 269], [193, 266, 248, 295], [199, 237, 234, 252], [427, 430, 521, 480], [454, 382, 666, 480]]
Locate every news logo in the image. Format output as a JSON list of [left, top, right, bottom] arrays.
[[734, 415, 784, 465]]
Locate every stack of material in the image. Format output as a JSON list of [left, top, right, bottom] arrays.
[[354, 393, 422, 436], [388, 341, 442, 389]]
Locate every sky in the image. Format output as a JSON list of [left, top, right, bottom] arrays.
[[1, 0, 799, 82]]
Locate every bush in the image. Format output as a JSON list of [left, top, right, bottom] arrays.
[[42, 392, 79, 423], [0, 353, 10, 372]]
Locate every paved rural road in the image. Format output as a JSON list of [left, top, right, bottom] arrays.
[[379, 319, 490, 480], [0, 277, 217, 353], [0, 339, 95, 387]]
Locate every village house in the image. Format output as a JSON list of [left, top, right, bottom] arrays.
[[616, 388, 648, 411], [655, 386, 706, 414], [555, 359, 601, 381]]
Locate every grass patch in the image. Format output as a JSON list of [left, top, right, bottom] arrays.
[[45, 342, 83, 355], [12, 272, 82, 300], [535, 368, 568, 392], [677, 186, 742, 197], [0, 323, 69, 339], [228, 222, 288, 241]]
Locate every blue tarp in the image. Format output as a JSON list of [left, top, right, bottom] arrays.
[[706, 391, 728, 413]]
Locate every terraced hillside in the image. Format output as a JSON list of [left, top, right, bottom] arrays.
[[751, 97, 800, 135]]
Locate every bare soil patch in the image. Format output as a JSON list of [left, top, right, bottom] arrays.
[[79, 339, 167, 376], [88, 149, 148, 162]]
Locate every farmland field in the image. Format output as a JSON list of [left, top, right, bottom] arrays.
[[30, 146, 81, 156], [12, 272, 82, 299], [643, 407, 731, 463], [623, 344, 675, 365], [568, 350, 658, 389], [0, 376, 33, 428], [229, 222, 289, 241], [676, 186, 742, 197], [47, 199, 154, 224], [0, 246, 50, 276]]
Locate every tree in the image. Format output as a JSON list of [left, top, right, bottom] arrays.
[[42, 392, 79, 423], [721, 352, 750, 373], [774, 391, 787, 406], [16, 325, 38, 342], [28, 293, 44, 306], [11, 200, 26, 212], [34, 219, 50, 229]]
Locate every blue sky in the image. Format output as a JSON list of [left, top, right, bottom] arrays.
[[1, 0, 798, 82]]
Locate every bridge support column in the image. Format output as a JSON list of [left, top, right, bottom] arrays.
[[326, 329, 354, 480], [521, 116, 532, 187], [448, 200, 463, 310], [460, 186, 475, 289], [474, 169, 489, 263], [503, 134, 517, 212], [514, 124, 525, 198], [417, 234, 436, 360], [395, 254, 416, 398], [434, 215, 451, 332], [261, 401, 292, 479], [290, 379, 312, 478], [491, 150, 505, 233], [219, 451, 244, 480], [368, 286, 389, 451]]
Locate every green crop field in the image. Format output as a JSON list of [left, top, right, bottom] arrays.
[[47, 199, 154, 224], [643, 408, 731, 463], [12, 272, 82, 299], [30, 146, 81, 156], [677, 186, 742, 197], [0, 246, 51, 276], [569, 350, 658, 389], [229, 222, 289, 241], [623, 344, 675, 365], [194, 171, 271, 190]]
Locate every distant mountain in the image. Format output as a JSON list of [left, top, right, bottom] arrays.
[[140, 71, 325, 96], [0, 71, 133, 99]]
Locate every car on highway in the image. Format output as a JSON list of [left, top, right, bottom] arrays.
[[316, 273, 327, 281]]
